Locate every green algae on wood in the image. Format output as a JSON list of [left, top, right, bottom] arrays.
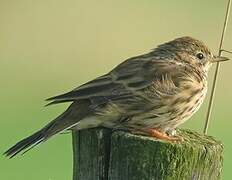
[[72, 128, 223, 180]]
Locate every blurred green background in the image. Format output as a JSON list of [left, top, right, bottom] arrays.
[[1, 0, 232, 179]]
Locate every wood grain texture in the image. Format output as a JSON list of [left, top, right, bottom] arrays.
[[72, 128, 112, 180], [72, 128, 223, 180]]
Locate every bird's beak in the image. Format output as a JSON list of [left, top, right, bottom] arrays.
[[211, 56, 230, 63]]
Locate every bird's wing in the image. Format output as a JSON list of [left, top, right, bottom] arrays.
[[46, 54, 179, 107]]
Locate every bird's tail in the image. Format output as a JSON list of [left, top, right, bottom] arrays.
[[4, 125, 51, 158], [4, 101, 89, 158]]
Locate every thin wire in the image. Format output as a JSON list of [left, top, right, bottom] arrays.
[[204, 0, 232, 134]]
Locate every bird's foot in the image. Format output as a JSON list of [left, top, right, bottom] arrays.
[[145, 129, 183, 143], [166, 129, 177, 136]]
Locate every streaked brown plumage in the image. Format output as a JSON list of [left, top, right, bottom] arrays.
[[5, 36, 229, 157]]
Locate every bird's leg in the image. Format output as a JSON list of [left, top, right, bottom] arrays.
[[128, 127, 182, 142], [144, 128, 182, 142]]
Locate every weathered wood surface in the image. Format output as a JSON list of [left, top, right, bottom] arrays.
[[72, 128, 223, 180]]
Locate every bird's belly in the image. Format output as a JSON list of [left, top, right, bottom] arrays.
[[131, 85, 207, 132], [167, 87, 207, 129]]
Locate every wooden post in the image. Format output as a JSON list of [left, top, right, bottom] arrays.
[[72, 128, 223, 180]]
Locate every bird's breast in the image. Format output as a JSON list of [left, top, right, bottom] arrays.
[[164, 78, 207, 128], [133, 77, 208, 131]]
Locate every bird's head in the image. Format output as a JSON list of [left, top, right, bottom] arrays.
[[155, 36, 229, 73]]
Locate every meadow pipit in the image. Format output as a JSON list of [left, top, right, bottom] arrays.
[[5, 36, 229, 158]]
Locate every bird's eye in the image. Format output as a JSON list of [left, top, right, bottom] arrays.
[[196, 53, 204, 60]]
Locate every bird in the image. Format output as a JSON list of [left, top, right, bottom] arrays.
[[4, 36, 229, 158]]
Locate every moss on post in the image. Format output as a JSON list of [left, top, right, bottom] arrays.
[[72, 128, 223, 180]]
